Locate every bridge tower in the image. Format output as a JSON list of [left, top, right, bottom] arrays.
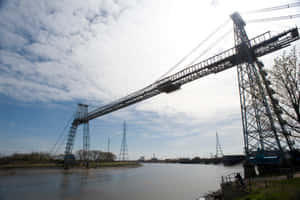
[[119, 121, 129, 161], [64, 104, 90, 162], [231, 13, 294, 160], [107, 137, 110, 153]]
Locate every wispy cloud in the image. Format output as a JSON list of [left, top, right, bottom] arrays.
[[0, 0, 140, 103]]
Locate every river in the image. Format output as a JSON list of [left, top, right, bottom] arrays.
[[0, 163, 243, 200]]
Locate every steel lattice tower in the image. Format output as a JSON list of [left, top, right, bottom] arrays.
[[107, 137, 110, 153], [65, 104, 90, 160], [231, 13, 294, 158], [216, 132, 223, 158], [119, 121, 129, 161]]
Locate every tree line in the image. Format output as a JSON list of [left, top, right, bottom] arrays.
[[0, 152, 51, 161], [0, 150, 117, 163], [75, 150, 116, 161]]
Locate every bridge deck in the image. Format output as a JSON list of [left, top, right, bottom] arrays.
[[81, 28, 298, 123]]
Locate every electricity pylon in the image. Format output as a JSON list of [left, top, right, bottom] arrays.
[[215, 132, 223, 158], [119, 121, 129, 161]]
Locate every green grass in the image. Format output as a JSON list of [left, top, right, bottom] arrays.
[[88, 161, 141, 168], [236, 178, 300, 200], [0, 161, 141, 169], [0, 162, 63, 169]]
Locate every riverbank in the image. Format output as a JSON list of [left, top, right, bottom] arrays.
[[235, 176, 300, 200], [217, 172, 300, 200], [0, 161, 141, 170], [88, 161, 141, 168], [142, 155, 245, 166]]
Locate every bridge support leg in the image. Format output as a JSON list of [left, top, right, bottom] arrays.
[[64, 121, 78, 169], [64, 103, 89, 168], [231, 12, 294, 164], [243, 162, 256, 178], [83, 121, 90, 167]]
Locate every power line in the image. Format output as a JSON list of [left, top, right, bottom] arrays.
[[187, 29, 232, 66], [53, 134, 68, 155], [244, 2, 300, 14], [50, 112, 76, 155], [247, 13, 300, 23], [107, 137, 110, 153], [156, 19, 230, 81]]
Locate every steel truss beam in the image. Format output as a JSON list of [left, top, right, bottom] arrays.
[[85, 27, 299, 122]]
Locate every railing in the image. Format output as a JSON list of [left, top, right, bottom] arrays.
[[221, 171, 244, 184]]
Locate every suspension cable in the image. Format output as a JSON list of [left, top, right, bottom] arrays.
[[247, 14, 300, 23], [187, 29, 232, 66], [156, 19, 230, 81], [244, 2, 300, 14], [53, 133, 68, 155], [49, 111, 75, 155]]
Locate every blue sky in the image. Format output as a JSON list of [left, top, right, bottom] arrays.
[[0, 0, 299, 159]]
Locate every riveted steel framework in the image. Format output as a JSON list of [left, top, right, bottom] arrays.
[[64, 12, 299, 160], [65, 104, 90, 160], [231, 12, 294, 158]]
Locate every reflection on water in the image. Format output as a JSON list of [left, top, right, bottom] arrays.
[[0, 164, 242, 200]]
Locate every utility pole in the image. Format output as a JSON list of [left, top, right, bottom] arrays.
[[107, 137, 110, 153], [215, 132, 223, 158], [119, 121, 129, 161]]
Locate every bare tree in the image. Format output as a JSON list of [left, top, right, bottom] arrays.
[[269, 47, 300, 136], [75, 150, 116, 161], [104, 152, 116, 161]]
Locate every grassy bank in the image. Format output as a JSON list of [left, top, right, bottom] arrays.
[[0, 162, 63, 169], [0, 161, 141, 169], [236, 177, 300, 200], [88, 161, 141, 168]]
